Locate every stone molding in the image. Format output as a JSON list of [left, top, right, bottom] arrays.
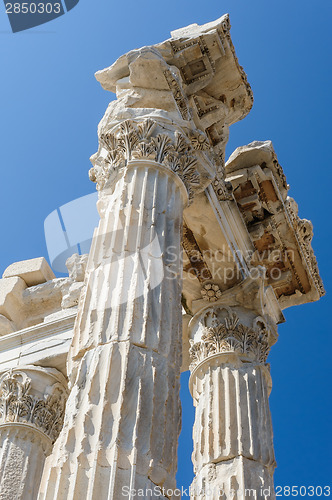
[[0, 366, 68, 444], [0, 253, 88, 336], [286, 197, 325, 297]]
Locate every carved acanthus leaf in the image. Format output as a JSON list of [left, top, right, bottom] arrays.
[[174, 131, 191, 156], [189, 312, 270, 369], [0, 371, 67, 444], [90, 119, 204, 200], [151, 134, 174, 163], [137, 118, 156, 141]]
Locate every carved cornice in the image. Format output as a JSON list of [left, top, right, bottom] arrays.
[[189, 308, 270, 370], [89, 118, 210, 201], [286, 197, 325, 297], [216, 15, 254, 108], [226, 141, 325, 306], [96, 15, 253, 122], [0, 368, 68, 444], [163, 68, 191, 121], [168, 14, 253, 119], [94, 16, 253, 204]]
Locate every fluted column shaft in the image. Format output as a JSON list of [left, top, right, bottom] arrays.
[[0, 366, 68, 500], [39, 160, 187, 500], [188, 305, 276, 500], [0, 426, 51, 500]]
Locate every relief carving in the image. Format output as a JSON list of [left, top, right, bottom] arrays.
[[201, 283, 222, 302]]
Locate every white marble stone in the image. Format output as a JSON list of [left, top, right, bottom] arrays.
[[188, 298, 277, 499], [2, 257, 55, 287], [0, 15, 325, 500], [0, 366, 68, 500], [39, 15, 254, 499]]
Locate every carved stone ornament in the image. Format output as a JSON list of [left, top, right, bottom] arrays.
[[201, 282, 222, 302], [212, 176, 233, 202], [189, 309, 270, 369], [0, 368, 68, 444], [163, 68, 191, 121], [286, 197, 325, 297], [225, 141, 325, 305], [89, 118, 208, 200]]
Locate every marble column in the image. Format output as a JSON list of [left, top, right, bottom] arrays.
[[188, 304, 277, 500], [0, 366, 68, 500], [37, 16, 251, 497], [39, 118, 209, 500]]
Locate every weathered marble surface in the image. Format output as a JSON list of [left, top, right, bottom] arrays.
[[188, 285, 277, 499], [0, 14, 325, 500], [0, 255, 88, 335], [36, 15, 257, 500]]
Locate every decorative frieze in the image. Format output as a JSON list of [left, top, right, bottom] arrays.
[[182, 224, 213, 283], [212, 176, 233, 202], [163, 68, 191, 121], [286, 197, 325, 297], [189, 130, 211, 151], [215, 14, 254, 106], [226, 141, 325, 307]]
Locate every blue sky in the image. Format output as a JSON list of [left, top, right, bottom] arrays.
[[0, 0, 331, 495]]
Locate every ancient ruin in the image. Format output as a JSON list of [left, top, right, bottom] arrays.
[[0, 15, 324, 500]]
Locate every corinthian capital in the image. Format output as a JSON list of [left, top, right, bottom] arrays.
[[89, 117, 215, 201], [0, 366, 68, 445], [189, 305, 272, 371]]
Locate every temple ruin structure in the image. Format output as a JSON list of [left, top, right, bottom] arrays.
[[0, 15, 324, 500]]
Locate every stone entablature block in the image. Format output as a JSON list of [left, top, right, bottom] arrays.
[[0, 254, 87, 335], [2, 257, 55, 287], [226, 141, 325, 308]]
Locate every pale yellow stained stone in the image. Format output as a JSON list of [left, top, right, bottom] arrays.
[[3, 257, 55, 287]]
